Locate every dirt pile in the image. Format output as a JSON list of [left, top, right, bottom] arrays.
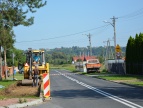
[[0, 81, 39, 98], [0, 81, 40, 107]]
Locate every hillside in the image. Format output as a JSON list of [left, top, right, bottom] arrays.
[[45, 46, 126, 64]]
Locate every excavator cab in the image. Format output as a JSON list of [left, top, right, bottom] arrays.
[[32, 50, 45, 66]]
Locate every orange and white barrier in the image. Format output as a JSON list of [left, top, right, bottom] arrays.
[[43, 73, 50, 98]]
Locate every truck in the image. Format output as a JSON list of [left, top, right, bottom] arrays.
[[85, 59, 101, 72], [75, 59, 101, 73]]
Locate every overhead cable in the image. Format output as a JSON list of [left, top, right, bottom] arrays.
[[16, 24, 110, 43]]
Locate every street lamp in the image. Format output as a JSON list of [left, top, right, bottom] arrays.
[[103, 16, 118, 62]]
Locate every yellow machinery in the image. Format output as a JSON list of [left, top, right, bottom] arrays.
[[20, 48, 49, 85]]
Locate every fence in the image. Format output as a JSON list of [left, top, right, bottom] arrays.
[[105, 60, 126, 74], [105, 61, 143, 75]]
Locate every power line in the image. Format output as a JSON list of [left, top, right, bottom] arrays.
[[118, 8, 143, 19], [91, 24, 110, 36], [15, 7, 143, 49], [16, 24, 109, 43]]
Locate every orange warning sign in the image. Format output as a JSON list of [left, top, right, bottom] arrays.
[[115, 44, 121, 52], [24, 63, 29, 67]]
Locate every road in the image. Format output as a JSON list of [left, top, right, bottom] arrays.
[[31, 69, 143, 108]]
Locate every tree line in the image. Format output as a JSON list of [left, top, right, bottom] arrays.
[[126, 33, 143, 75], [45, 46, 126, 65]]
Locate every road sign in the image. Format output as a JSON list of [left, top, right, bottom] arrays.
[[116, 44, 121, 52], [116, 52, 121, 59]]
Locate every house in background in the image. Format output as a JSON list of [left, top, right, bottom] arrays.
[[72, 56, 96, 63]]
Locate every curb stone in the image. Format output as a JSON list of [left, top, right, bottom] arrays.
[[0, 99, 43, 108]]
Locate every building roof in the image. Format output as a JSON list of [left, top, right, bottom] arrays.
[[72, 56, 96, 61]]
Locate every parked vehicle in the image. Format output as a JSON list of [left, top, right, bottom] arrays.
[[86, 59, 101, 72], [75, 58, 101, 73]]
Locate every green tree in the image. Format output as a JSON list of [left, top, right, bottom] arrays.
[[0, 0, 47, 79], [134, 34, 139, 73], [0, 27, 15, 79], [126, 33, 143, 75], [126, 36, 135, 74], [138, 33, 143, 74], [0, 0, 47, 27]]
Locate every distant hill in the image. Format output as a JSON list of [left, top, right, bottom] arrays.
[[46, 46, 126, 56], [44, 46, 126, 64]]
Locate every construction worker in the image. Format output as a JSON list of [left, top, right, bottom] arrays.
[[33, 53, 40, 63], [32, 65, 39, 87]]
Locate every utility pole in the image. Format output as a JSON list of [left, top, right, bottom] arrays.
[[83, 33, 92, 56], [103, 40, 108, 60], [103, 39, 114, 60], [87, 33, 92, 56], [110, 16, 118, 62], [12, 53, 15, 80], [0, 46, 2, 80], [103, 16, 118, 62]]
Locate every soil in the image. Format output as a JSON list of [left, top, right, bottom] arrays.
[[0, 81, 40, 107]]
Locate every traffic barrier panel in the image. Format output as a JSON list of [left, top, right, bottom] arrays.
[[42, 73, 50, 98]]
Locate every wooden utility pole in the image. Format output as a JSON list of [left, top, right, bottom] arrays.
[[103, 39, 114, 60], [110, 16, 118, 62], [87, 33, 92, 56], [0, 46, 2, 80], [83, 33, 92, 56]]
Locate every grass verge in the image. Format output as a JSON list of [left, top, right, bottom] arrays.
[[0, 80, 17, 90], [81, 71, 110, 75], [50, 64, 110, 75], [0, 73, 39, 99], [96, 75, 143, 87], [50, 64, 143, 87], [8, 72, 24, 80], [50, 64, 76, 72]]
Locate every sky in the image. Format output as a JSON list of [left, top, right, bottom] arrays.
[[13, 0, 143, 50]]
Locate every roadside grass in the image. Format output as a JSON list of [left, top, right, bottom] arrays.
[[0, 73, 39, 99], [97, 75, 143, 80], [0, 80, 17, 99], [0, 80, 17, 90], [8, 72, 24, 80], [50, 64, 76, 72], [127, 81, 143, 86], [81, 71, 110, 75], [50, 64, 110, 75], [0, 73, 23, 91], [50, 64, 143, 87], [96, 75, 143, 87]]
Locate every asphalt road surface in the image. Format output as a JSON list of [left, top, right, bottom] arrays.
[[31, 69, 143, 108]]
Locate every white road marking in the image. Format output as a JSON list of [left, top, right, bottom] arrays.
[[55, 70, 143, 108], [50, 73, 78, 76]]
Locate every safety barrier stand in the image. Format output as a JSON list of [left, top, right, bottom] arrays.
[[41, 73, 51, 101]]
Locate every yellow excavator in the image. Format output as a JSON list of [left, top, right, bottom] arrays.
[[19, 48, 49, 85]]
